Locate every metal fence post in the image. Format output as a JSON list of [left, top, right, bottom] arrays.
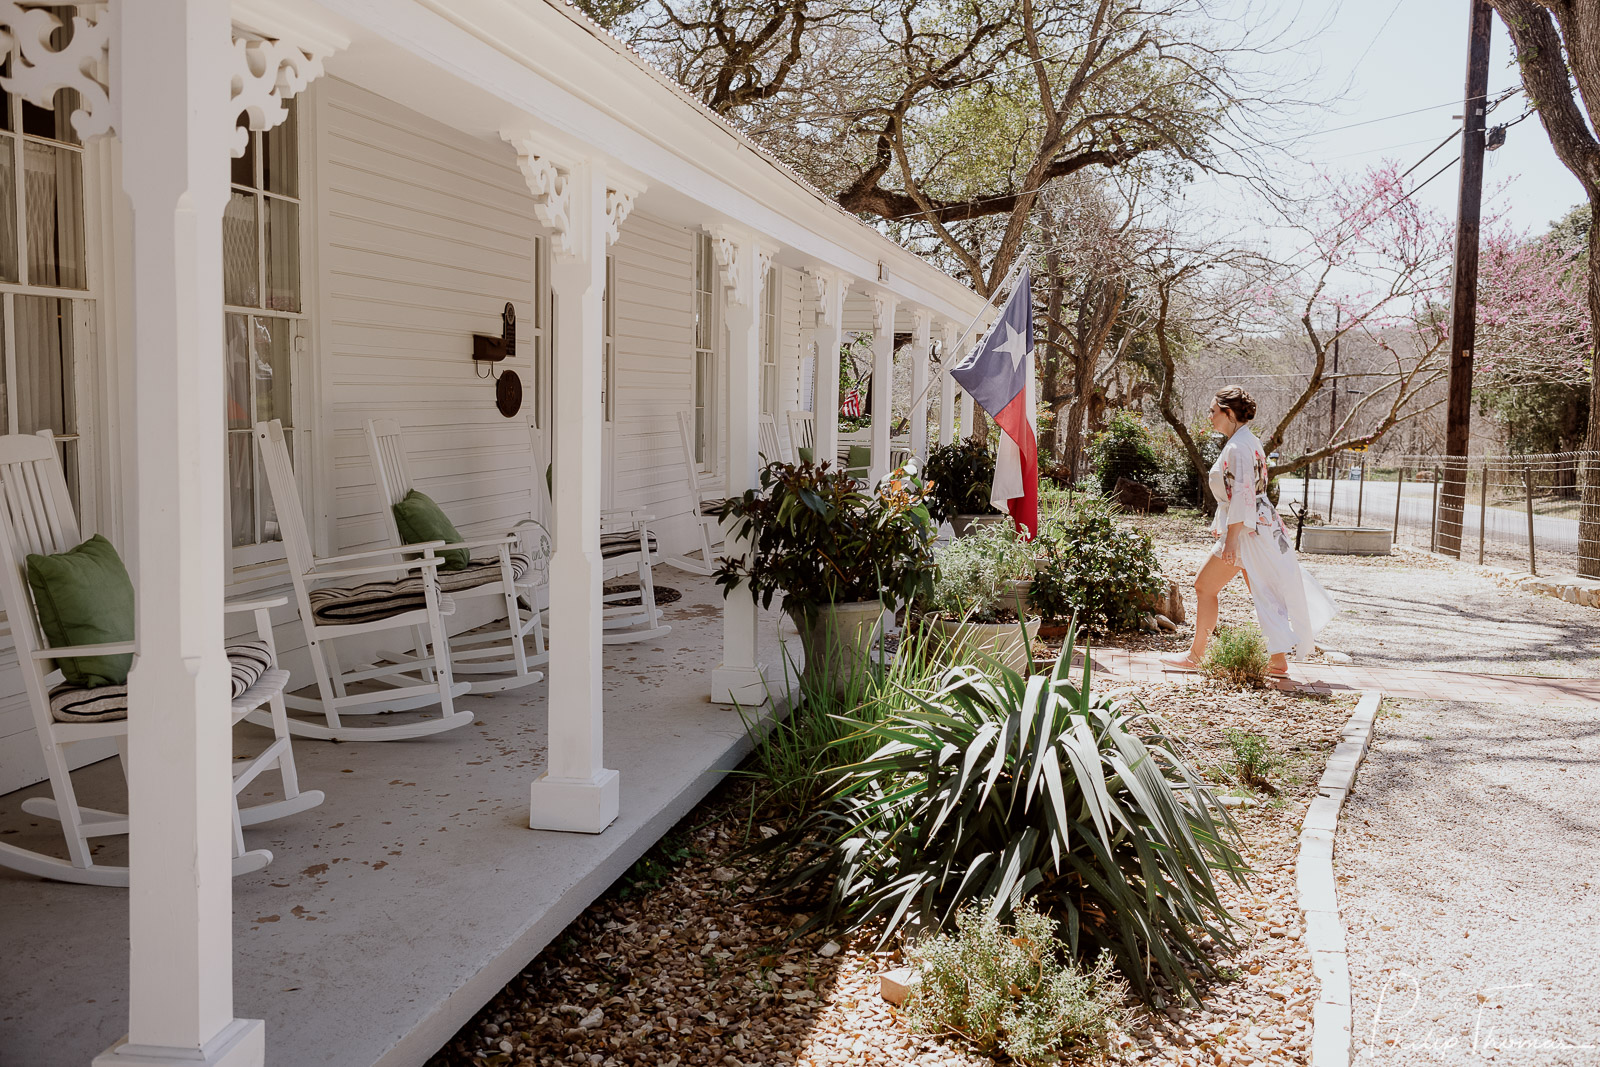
[[1429, 466, 1441, 553], [1524, 463, 1537, 576], [1394, 466, 1406, 544], [1328, 454, 1337, 522], [1478, 463, 1488, 566], [1303, 461, 1310, 509], [1356, 459, 1366, 526]]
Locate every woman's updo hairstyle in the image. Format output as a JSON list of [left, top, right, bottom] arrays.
[[1214, 386, 1256, 423]]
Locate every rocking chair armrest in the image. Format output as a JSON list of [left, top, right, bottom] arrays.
[[314, 541, 449, 566], [223, 595, 289, 614], [31, 641, 137, 661], [442, 534, 521, 552], [306, 556, 445, 582]]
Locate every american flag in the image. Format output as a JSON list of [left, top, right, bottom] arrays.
[[840, 388, 863, 417]]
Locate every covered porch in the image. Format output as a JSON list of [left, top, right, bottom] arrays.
[[0, 1, 985, 1064], [0, 573, 795, 1067]]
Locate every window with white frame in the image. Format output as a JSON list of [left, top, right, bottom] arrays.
[[759, 266, 778, 416], [223, 99, 304, 560], [0, 73, 92, 510], [692, 232, 717, 472], [529, 235, 547, 431], [602, 253, 615, 424]]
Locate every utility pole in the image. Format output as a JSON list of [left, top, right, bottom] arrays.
[[1439, 0, 1492, 558], [1329, 307, 1340, 445]]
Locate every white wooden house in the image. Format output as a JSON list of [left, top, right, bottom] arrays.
[[0, 2, 987, 1065]]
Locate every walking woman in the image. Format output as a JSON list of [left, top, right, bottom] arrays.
[[1163, 387, 1337, 676]]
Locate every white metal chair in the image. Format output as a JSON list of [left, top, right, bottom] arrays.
[[758, 413, 787, 464], [663, 409, 724, 577], [0, 432, 323, 886], [256, 419, 474, 741], [787, 409, 816, 462], [365, 419, 546, 691]]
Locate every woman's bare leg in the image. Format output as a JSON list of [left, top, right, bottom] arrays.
[[1187, 552, 1241, 661]]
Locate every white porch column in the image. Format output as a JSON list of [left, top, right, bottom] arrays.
[[102, 3, 261, 1065], [868, 291, 897, 484], [938, 320, 960, 447], [808, 268, 852, 467], [909, 309, 932, 463], [711, 229, 775, 705], [511, 140, 622, 833]]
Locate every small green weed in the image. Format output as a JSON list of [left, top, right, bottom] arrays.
[[1226, 729, 1280, 789], [908, 900, 1126, 1067], [615, 829, 697, 899], [1202, 624, 1271, 687]]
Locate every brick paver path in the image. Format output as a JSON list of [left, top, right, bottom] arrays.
[[1076, 648, 1600, 707]]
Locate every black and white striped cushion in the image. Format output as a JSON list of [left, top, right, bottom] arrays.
[[600, 531, 658, 560], [308, 553, 531, 625], [48, 641, 279, 724]]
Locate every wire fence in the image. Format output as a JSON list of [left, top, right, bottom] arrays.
[[1280, 451, 1600, 578]]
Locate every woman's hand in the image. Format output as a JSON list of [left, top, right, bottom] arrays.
[[1221, 522, 1243, 567]]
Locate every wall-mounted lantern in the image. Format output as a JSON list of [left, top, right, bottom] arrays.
[[473, 302, 522, 417]]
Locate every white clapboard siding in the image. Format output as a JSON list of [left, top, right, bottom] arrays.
[[608, 216, 698, 554], [317, 80, 542, 577]]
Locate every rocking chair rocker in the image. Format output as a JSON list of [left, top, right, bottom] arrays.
[[0, 432, 323, 886]]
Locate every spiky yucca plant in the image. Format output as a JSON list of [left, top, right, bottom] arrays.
[[806, 623, 1247, 1004]]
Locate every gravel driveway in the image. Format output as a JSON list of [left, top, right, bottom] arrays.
[[1301, 554, 1600, 677], [1337, 698, 1600, 1064]]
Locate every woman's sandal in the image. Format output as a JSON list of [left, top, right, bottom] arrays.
[[1160, 654, 1202, 672]]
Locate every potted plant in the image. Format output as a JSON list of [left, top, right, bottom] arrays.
[[1031, 498, 1165, 638], [919, 520, 1040, 671], [706, 460, 938, 697], [924, 439, 1003, 536]]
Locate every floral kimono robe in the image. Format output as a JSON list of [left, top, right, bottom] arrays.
[[1210, 427, 1337, 658]]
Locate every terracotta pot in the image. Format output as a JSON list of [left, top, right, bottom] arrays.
[[787, 600, 887, 698], [930, 616, 1043, 673]]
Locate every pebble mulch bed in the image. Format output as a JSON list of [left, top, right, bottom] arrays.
[[428, 673, 1357, 1067]]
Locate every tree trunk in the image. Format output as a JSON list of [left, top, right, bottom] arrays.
[[1582, 216, 1600, 577], [1062, 345, 1094, 482], [1039, 253, 1065, 460]]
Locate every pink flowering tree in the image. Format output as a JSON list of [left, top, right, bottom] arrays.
[[1253, 163, 1456, 475], [1475, 225, 1591, 388]]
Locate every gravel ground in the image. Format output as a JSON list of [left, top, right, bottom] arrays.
[[1338, 698, 1600, 1064], [1124, 511, 1600, 677], [429, 682, 1357, 1067]]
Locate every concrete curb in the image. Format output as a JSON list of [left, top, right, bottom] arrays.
[[1299, 689, 1382, 1067]]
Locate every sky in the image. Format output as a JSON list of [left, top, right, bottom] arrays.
[[1181, 0, 1586, 253]]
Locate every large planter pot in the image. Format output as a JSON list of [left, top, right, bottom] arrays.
[[931, 615, 1043, 673], [787, 600, 888, 698], [949, 513, 1007, 538]]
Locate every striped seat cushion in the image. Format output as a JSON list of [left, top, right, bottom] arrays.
[[48, 640, 278, 724], [308, 553, 531, 625], [600, 530, 658, 560], [698, 499, 722, 517]]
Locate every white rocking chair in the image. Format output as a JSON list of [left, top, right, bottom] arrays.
[[786, 409, 816, 463], [663, 409, 724, 577], [256, 420, 474, 741], [758, 413, 787, 464], [524, 424, 670, 643], [0, 432, 323, 886], [366, 419, 546, 692]]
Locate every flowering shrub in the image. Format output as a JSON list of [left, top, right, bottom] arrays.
[[1030, 498, 1163, 631]]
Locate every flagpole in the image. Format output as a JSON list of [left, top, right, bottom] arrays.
[[907, 245, 1034, 417]]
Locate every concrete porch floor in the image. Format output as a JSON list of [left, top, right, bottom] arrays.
[[0, 573, 794, 1067]]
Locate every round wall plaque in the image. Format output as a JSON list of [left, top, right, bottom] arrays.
[[496, 369, 523, 417]]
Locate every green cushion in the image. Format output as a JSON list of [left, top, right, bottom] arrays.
[[391, 490, 470, 570], [27, 534, 135, 687], [845, 444, 872, 475], [797, 446, 814, 465]]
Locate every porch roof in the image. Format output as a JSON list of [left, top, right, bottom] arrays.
[[280, 0, 987, 323]]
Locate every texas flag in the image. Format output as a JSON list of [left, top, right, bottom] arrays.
[[950, 268, 1038, 538]]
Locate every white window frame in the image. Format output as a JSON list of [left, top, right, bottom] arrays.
[[759, 266, 778, 417], [602, 253, 616, 425], [224, 99, 310, 569], [692, 232, 719, 475], [529, 234, 548, 431], [0, 83, 97, 526]]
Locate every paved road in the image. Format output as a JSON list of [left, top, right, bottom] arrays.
[[1280, 477, 1580, 548]]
